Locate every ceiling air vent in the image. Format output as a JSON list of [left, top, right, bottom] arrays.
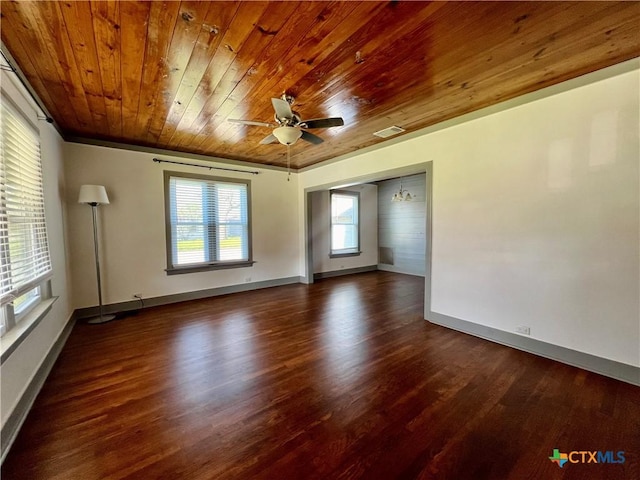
[[373, 125, 405, 138]]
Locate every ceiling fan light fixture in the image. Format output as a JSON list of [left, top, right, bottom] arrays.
[[273, 126, 302, 145]]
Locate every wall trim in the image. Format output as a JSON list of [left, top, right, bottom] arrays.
[[377, 264, 425, 277], [423, 163, 433, 320], [74, 276, 302, 319], [1, 297, 58, 365], [1, 312, 76, 464], [313, 265, 377, 280], [304, 190, 314, 284], [65, 137, 290, 173], [428, 311, 640, 386]]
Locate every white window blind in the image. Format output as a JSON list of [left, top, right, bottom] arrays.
[[0, 97, 52, 306], [331, 191, 359, 255], [166, 173, 250, 271]]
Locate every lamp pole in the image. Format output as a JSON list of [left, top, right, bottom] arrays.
[[78, 185, 115, 324], [88, 203, 106, 322]]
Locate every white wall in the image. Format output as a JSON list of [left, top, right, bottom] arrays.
[[299, 62, 640, 368], [64, 143, 300, 307], [0, 72, 73, 427], [377, 174, 426, 276], [310, 184, 378, 274]]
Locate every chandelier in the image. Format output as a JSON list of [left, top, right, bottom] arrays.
[[391, 178, 412, 202]]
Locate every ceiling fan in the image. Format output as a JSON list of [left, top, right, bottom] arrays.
[[228, 94, 344, 146]]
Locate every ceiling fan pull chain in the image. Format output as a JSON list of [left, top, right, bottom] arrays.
[[287, 144, 291, 181]]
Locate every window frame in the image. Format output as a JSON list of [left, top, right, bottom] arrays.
[[2, 278, 51, 333], [163, 170, 254, 275], [0, 93, 53, 342], [329, 190, 361, 258], [13, 285, 42, 320]]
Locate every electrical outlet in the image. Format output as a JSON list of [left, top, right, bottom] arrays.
[[245, 277, 251, 283], [515, 326, 531, 335], [132, 293, 142, 299]]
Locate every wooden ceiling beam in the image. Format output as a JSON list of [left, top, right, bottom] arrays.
[[90, 0, 123, 139]]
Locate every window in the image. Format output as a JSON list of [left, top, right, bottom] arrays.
[[0, 96, 52, 337], [164, 171, 253, 274], [330, 190, 360, 256], [13, 286, 41, 317]]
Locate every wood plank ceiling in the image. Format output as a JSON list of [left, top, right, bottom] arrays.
[[1, 1, 639, 170]]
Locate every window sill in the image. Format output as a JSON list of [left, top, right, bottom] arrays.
[[329, 251, 362, 259], [166, 260, 255, 275], [1, 297, 58, 365]]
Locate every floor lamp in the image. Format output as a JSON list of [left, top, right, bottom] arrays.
[[78, 185, 115, 324]]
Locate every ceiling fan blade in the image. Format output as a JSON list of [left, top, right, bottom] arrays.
[[300, 117, 344, 129], [228, 119, 275, 127], [300, 130, 324, 145], [271, 98, 293, 119], [259, 133, 278, 145]]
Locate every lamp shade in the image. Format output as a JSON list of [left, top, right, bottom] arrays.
[[78, 185, 110, 205], [273, 126, 302, 145]]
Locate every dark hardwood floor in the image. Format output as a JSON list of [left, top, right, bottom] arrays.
[[2, 272, 638, 479]]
